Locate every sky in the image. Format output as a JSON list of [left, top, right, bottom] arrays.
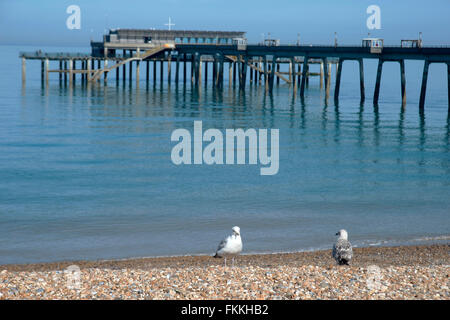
[[0, 0, 449, 47]]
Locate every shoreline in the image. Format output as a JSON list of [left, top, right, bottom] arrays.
[[1, 243, 448, 272], [0, 244, 448, 299]]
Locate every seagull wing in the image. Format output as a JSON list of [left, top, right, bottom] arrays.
[[334, 239, 353, 261]]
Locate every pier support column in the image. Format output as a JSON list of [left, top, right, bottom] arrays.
[[300, 56, 309, 98], [64, 61, 67, 84], [239, 56, 247, 90], [320, 61, 324, 89], [219, 55, 225, 88], [298, 63, 301, 87], [45, 59, 49, 85], [399, 59, 406, 106], [269, 57, 276, 92], [198, 59, 202, 86], [263, 57, 268, 91], [291, 58, 297, 93], [167, 53, 172, 84], [73, 60, 76, 84], [153, 60, 157, 84], [191, 55, 195, 84], [104, 60, 108, 84], [87, 59, 91, 82], [277, 63, 280, 85], [160, 60, 164, 84], [68, 60, 73, 87], [175, 55, 180, 83], [22, 57, 26, 85], [122, 61, 126, 83], [448, 63, 450, 114], [359, 58, 365, 103], [205, 61, 209, 85], [183, 54, 187, 83], [136, 60, 140, 86], [373, 59, 384, 105], [323, 58, 330, 99], [59, 61, 62, 84], [419, 60, 430, 111], [41, 60, 44, 83], [146, 60, 150, 83], [129, 60, 133, 84], [233, 61, 237, 85], [334, 58, 343, 101], [228, 62, 232, 87]]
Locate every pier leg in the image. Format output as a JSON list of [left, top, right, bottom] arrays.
[[64, 61, 67, 84], [219, 56, 225, 88], [41, 60, 44, 84], [87, 59, 91, 82], [250, 60, 254, 84], [334, 58, 343, 101], [399, 59, 406, 106], [263, 57, 268, 91], [191, 56, 195, 84], [419, 60, 430, 111], [298, 63, 301, 87], [269, 57, 276, 92], [233, 61, 237, 85], [323, 58, 329, 99], [198, 59, 202, 86], [73, 60, 76, 84], [300, 56, 309, 98], [291, 58, 297, 93], [205, 61, 209, 85], [183, 54, 187, 83], [104, 59, 108, 83], [154, 60, 157, 84], [129, 60, 133, 84], [373, 59, 384, 105], [175, 55, 180, 83], [320, 61, 324, 89], [167, 53, 172, 84], [228, 62, 232, 87], [448, 63, 450, 114], [45, 59, 49, 86], [359, 58, 365, 103], [69, 60, 73, 87], [22, 57, 26, 85], [160, 60, 164, 84], [212, 57, 217, 86], [146, 60, 150, 83], [122, 61, 126, 83], [277, 63, 280, 85], [59, 61, 62, 84], [136, 60, 140, 86]]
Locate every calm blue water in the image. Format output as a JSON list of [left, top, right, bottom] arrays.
[[0, 45, 449, 264]]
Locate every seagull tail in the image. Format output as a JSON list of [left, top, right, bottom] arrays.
[[213, 253, 220, 258]]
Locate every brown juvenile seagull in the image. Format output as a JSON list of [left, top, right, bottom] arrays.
[[332, 229, 353, 265]]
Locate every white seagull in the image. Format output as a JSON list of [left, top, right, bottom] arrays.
[[332, 229, 353, 265], [213, 226, 243, 267]]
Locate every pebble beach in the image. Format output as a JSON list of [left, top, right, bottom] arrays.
[[0, 244, 448, 300]]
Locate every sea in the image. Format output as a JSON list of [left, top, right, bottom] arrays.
[[0, 45, 449, 264]]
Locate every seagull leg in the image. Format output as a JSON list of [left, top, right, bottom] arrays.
[[224, 257, 227, 268], [232, 257, 235, 268]]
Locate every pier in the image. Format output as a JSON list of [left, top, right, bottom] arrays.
[[20, 29, 450, 112]]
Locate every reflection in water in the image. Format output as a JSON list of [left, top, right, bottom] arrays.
[[5, 78, 448, 264]]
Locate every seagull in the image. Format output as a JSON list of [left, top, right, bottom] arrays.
[[332, 229, 353, 265], [213, 226, 242, 267]]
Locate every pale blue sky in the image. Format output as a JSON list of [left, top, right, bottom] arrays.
[[0, 0, 449, 46]]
